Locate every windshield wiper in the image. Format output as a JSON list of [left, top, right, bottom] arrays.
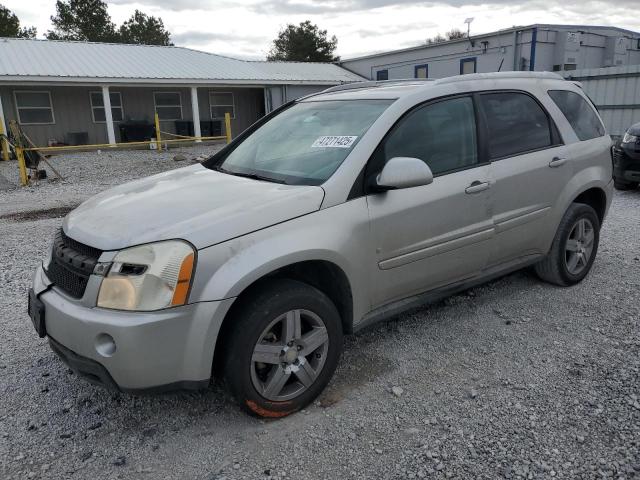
[[212, 165, 286, 184]]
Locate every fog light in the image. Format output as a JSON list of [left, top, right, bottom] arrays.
[[95, 333, 116, 357]]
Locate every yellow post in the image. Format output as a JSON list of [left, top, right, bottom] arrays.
[[0, 119, 9, 161], [16, 147, 28, 186], [154, 112, 162, 151], [224, 112, 232, 144]]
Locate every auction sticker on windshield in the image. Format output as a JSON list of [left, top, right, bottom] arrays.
[[311, 136, 358, 148]]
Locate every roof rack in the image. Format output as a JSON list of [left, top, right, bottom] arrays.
[[434, 71, 564, 85], [321, 78, 433, 94], [306, 72, 565, 101]]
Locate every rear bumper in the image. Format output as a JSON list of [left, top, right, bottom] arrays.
[[33, 264, 235, 391]]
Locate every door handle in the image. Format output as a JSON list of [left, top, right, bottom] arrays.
[[549, 157, 567, 168], [465, 181, 490, 194]]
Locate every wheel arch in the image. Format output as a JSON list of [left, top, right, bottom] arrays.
[[212, 259, 354, 375], [571, 186, 607, 224]]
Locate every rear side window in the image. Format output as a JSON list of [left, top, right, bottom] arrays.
[[381, 96, 478, 176], [548, 90, 605, 141], [478, 92, 553, 160]]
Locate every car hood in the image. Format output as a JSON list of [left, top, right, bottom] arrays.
[[63, 164, 325, 251]]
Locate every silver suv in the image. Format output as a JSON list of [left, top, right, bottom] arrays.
[[29, 72, 613, 417]]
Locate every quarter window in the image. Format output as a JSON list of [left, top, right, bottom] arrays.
[[153, 92, 182, 120], [548, 90, 605, 141], [14, 91, 54, 124], [90, 92, 124, 122], [381, 96, 478, 176], [209, 92, 235, 120], [478, 92, 553, 159]]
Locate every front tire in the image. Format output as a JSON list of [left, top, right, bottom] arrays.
[[534, 203, 600, 286], [222, 279, 342, 418]]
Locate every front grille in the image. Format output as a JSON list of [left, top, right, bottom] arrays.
[[613, 148, 627, 166], [60, 229, 102, 259], [45, 228, 102, 299]]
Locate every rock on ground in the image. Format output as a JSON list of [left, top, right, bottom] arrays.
[[0, 172, 15, 191]]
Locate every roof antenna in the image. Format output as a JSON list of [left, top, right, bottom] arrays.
[[464, 17, 475, 47]]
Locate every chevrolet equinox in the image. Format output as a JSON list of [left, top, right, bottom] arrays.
[[29, 72, 614, 417]]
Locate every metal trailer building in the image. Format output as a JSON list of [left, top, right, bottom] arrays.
[[0, 38, 363, 148], [564, 64, 640, 137], [340, 24, 640, 81]]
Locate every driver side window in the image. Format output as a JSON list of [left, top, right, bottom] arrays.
[[383, 96, 478, 176]]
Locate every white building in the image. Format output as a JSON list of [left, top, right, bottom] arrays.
[[0, 38, 363, 147], [340, 24, 640, 81]]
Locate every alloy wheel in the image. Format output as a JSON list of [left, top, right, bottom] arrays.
[[565, 218, 595, 275], [250, 309, 329, 401]]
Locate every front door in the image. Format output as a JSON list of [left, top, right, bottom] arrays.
[[366, 95, 494, 308]]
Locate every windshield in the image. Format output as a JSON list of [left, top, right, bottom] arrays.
[[208, 99, 393, 185]]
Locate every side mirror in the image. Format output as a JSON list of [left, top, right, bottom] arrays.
[[375, 157, 434, 191]]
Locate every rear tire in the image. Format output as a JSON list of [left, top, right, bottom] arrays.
[[222, 279, 342, 418], [534, 203, 600, 287], [614, 180, 637, 191]]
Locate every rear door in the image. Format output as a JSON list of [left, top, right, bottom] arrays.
[[366, 95, 494, 308], [477, 91, 572, 267]]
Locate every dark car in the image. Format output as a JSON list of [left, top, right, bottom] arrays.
[[613, 122, 640, 190]]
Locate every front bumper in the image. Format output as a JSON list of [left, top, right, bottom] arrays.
[[613, 147, 640, 183], [32, 264, 235, 391]]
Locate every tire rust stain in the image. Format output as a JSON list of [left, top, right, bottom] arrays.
[[245, 400, 295, 418]]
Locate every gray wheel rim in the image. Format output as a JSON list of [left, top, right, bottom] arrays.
[[250, 309, 329, 402], [564, 218, 595, 275]]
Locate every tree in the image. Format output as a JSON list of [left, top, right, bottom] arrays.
[[426, 33, 445, 45], [0, 4, 36, 38], [119, 10, 172, 46], [45, 0, 173, 46], [445, 28, 467, 40], [46, 0, 117, 42], [426, 28, 467, 45], [267, 21, 338, 62]]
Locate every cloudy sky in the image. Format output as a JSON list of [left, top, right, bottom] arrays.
[[4, 0, 639, 60]]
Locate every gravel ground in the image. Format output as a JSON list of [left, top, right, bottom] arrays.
[[1, 148, 639, 480]]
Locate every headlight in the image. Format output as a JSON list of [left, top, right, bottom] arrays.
[[97, 240, 195, 311], [623, 132, 638, 144]]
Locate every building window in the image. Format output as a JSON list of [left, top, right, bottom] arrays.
[[14, 91, 54, 124], [376, 69, 389, 81], [90, 91, 124, 123], [414, 64, 428, 79], [460, 57, 476, 75], [153, 92, 182, 120], [209, 92, 235, 120], [563, 63, 577, 71]]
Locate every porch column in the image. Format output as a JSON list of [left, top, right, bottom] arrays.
[[101, 85, 116, 145], [0, 92, 8, 160], [190, 86, 201, 141]]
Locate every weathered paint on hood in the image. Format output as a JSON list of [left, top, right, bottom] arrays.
[[63, 164, 325, 250]]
